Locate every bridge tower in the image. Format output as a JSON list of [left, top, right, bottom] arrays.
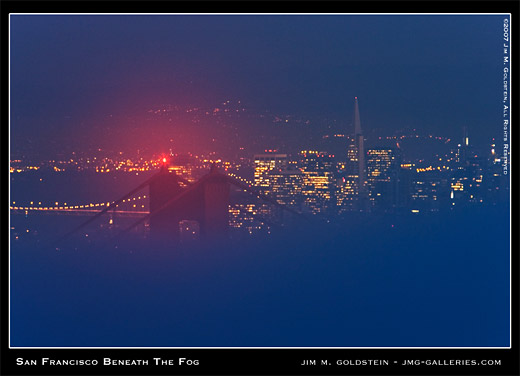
[[148, 164, 230, 241], [148, 164, 184, 238], [200, 165, 230, 239]]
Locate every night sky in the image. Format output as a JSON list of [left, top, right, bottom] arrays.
[[10, 14, 506, 150]]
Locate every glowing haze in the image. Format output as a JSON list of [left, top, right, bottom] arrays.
[[10, 15, 504, 157]]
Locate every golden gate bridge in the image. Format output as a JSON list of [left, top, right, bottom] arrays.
[[10, 161, 303, 241]]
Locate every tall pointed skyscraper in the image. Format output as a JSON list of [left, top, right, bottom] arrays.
[[353, 97, 367, 208], [342, 97, 368, 212]]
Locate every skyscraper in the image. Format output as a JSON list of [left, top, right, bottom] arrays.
[[253, 153, 288, 191], [299, 150, 335, 214], [410, 170, 450, 212], [341, 97, 367, 211], [265, 168, 304, 208], [353, 97, 366, 203], [366, 147, 401, 211]]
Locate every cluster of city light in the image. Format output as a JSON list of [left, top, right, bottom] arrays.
[[264, 171, 303, 207], [167, 166, 196, 182], [10, 153, 245, 176], [299, 150, 335, 159], [322, 134, 347, 139], [336, 178, 357, 209], [10, 166, 40, 173], [253, 154, 288, 187], [222, 161, 232, 170], [451, 182, 464, 191], [10, 156, 172, 174], [416, 165, 450, 173], [10, 195, 148, 212], [95, 159, 161, 173], [379, 134, 450, 142], [228, 203, 269, 233], [202, 159, 222, 164], [147, 100, 244, 116], [302, 172, 332, 191], [366, 150, 396, 192]]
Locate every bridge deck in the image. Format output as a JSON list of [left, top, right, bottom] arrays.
[[10, 208, 149, 217]]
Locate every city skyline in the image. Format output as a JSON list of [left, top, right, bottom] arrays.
[[10, 96, 509, 236]]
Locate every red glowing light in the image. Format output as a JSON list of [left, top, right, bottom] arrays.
[[162, 157, 167, 163]]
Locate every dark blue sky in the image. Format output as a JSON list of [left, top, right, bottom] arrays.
[[10, 14, 507, 148]]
